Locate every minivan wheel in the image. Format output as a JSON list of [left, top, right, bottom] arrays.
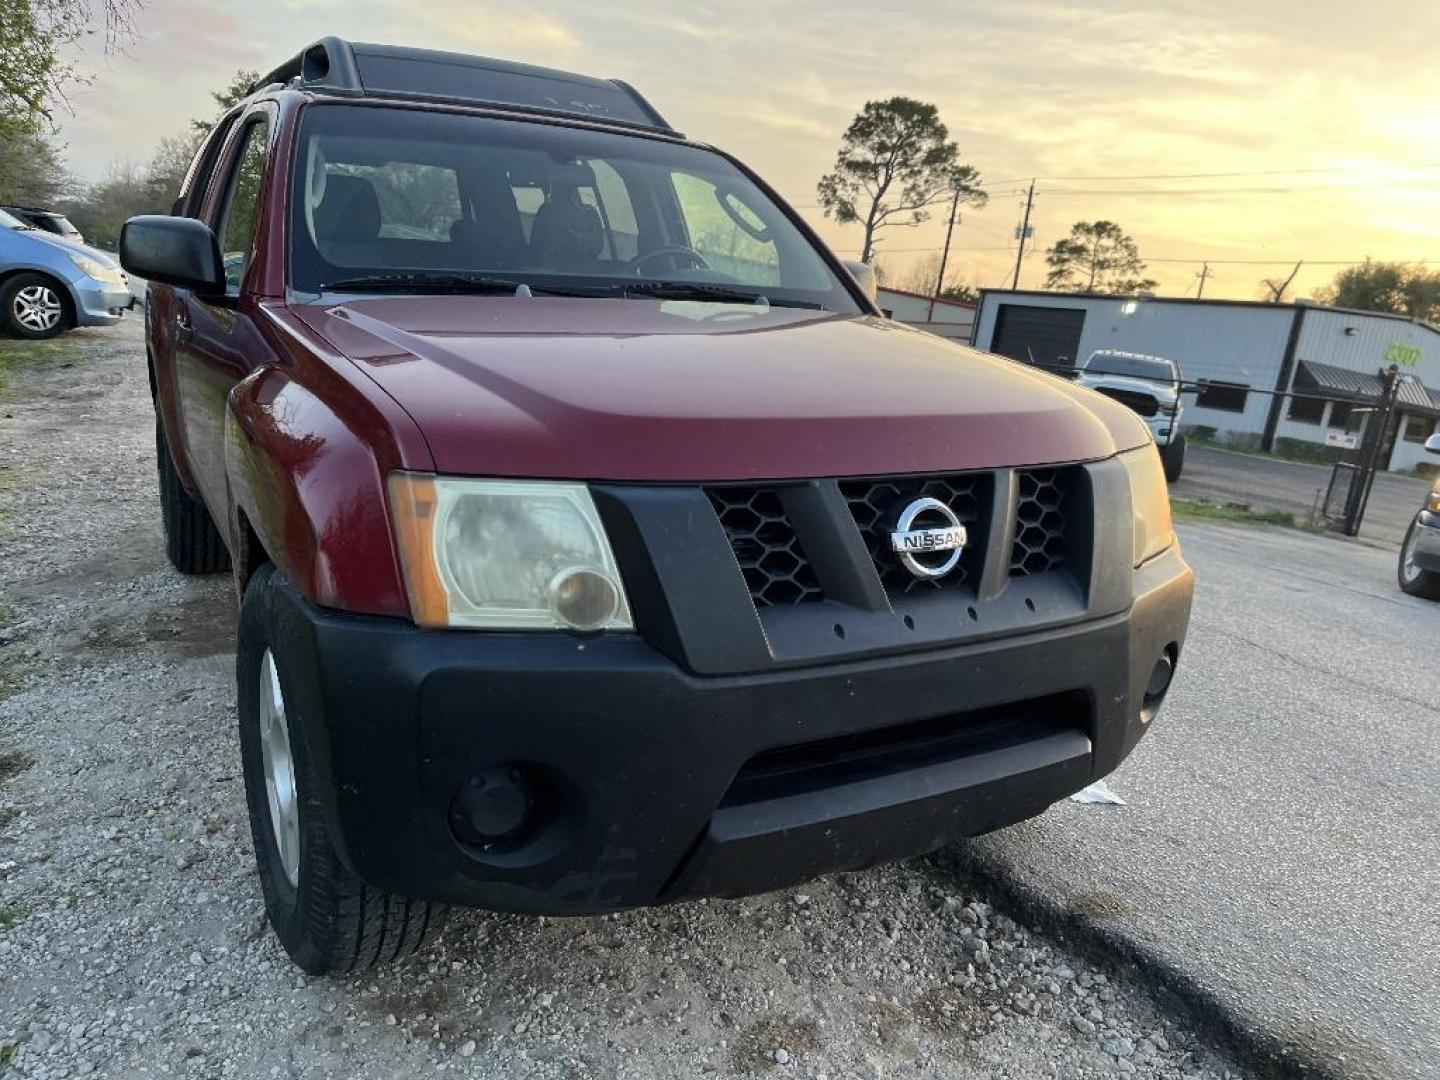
[[155, 413, 230, 574], [238, 565, 448, 973], [1398, 516, 1440, 600], [1160, 432, 1186, 483], [1, 273, 70, 339]]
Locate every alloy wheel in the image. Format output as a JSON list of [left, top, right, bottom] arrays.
[[13, 285, 63, 332], [258, 648, 301, 886]]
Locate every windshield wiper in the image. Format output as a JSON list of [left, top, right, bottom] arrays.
[[619, 281, 822, 309], [318, 273, 592, 297]]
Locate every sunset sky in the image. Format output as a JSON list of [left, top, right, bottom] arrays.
[[56, 0, 1440, 301]]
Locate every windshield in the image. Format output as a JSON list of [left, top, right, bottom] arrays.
[[289, 104, 860, 311], [1084, 352, 1177, 382], [0, 208, 26, 229]]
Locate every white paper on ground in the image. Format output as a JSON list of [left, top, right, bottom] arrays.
[[1069, 780, 1127, 806]]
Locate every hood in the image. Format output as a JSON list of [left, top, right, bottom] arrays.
[[8, 224, 117, 265], [293, 296, 1150, 482]]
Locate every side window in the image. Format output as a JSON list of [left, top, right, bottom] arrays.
[[670, 172, 780, 285], [217, 120, 270, 293], [589, 161, 638, 262]]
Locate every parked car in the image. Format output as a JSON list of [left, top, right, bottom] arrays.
[[1, 207, 133, 339], [120, 37, 1194, 975], [1074, 349, 1186, 481], [2, 204, 84, 244], [1398, 432, 1440, 599]]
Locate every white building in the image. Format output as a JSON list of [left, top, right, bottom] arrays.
[[877, 287, 975, 343], [971, 290, 1440, 472]]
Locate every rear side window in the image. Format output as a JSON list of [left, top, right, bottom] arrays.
[[218, 121, 270, 292], [328, 161, 462, 242]]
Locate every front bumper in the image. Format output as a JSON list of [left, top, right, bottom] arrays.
[[72, 278, 134, 327], [272, 544, 1193, 916], [1413, 511, 1440, 572]]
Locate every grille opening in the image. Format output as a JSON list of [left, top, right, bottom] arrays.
[[841, 473, 991, 594], [1010, 468, 1075, 577], [707, 487, 822, 608], [1094, 387, 1160, 417], [722, 692, 1089, 809]]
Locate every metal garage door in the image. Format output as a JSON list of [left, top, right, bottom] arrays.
[[990, 305, 1086, 370]]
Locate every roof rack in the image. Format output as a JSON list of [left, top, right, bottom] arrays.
[[250, 37, 681, 137]]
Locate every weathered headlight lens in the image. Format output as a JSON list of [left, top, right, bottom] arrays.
[[1120, 446, 1175, 566], [388, 474, 633, 631]]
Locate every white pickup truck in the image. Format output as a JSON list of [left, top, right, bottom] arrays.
[[1075, 350, 1185, 481]]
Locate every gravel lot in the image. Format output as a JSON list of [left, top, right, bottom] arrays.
[[0, 321, 1241, 1079]]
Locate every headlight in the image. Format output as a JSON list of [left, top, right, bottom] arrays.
[[68, 253, 125, 286], [1120, 446, 1174, 566], [388, 473, 633, 631], [1427, 486, 1440, 514]]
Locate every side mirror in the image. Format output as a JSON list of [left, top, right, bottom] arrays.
[[842, 259, 878, 304], [1426, 432, 1440, 455], [120, 215, 224, 294]]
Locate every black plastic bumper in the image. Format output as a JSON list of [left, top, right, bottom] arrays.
[[271, 546, 1192, 915]]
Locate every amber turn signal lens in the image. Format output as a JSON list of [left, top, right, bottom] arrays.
[[387, 472, 451, 627]]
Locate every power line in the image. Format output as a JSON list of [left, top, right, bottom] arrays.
[[982, 163, 1440, 184]]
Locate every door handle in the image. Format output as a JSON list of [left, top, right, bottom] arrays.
[[175, 307, 193, 334]]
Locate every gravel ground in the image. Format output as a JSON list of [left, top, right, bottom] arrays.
[[0, 321, 1242, 1079]]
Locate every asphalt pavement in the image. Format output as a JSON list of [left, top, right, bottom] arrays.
[[1171, 444, 1432, 546], [951, 522, 1439, 1079]]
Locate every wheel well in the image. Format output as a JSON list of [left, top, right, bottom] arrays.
[[234, 508, 273, 596]]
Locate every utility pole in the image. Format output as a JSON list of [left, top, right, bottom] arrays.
[[1010, 179, 1035, 290], [1195, 262, 1211, 298], [928, 187, 962, 322]]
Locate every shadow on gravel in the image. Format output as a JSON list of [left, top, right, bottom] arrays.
[[938, 842, 1386, 1080]]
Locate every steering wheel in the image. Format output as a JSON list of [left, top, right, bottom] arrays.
[[632, 246, 712, 275]]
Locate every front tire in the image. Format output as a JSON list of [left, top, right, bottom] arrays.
[[1, 273, 71, 339], [1160, 432, 1186, 482], [1398, 516, 1440, 600], [238, 565, 447, 973], [156, 414, 230, 574]]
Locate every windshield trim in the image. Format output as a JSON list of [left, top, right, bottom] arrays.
[[285, 99, 875, 315]]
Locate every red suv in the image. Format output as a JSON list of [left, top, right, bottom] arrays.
[[120, 38, 1193, 975]]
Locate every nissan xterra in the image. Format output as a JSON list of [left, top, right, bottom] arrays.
[[119, 38, 1193, 975]]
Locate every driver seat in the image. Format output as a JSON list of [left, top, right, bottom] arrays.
[[529, 189, 605, 269]]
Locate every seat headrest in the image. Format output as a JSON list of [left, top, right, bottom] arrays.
[[315, 174, 381, 245]]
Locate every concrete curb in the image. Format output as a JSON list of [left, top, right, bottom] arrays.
[[936, 844, 1363, 1080]]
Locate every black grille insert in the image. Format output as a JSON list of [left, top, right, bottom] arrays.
[[841, 474, 987, 593], [1094, 387, 1160, 418], [707, 487, 822, 607], [1010, 469, 1070, 576]]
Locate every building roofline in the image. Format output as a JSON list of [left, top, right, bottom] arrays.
[[974, 288, 1440, 335], [876, 286, 976, 311]]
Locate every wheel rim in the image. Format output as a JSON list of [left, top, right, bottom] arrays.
[[1401, 527, 1421, 583], [259, 649, 301, 886], [13, 285, 62, 332]]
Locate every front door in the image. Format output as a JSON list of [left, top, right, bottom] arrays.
[[175, 112, 273, 515]]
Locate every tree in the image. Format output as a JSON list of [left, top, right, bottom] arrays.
[[1258, 261, 1302, 303], [1044, 221, 1157, 294], [1, 0, 138, 138], [0, 127, 71, 205], [1312, 259, 1440, 321], [817, 97, 985, 263], [895, 252, 978, 301], [191, 69, 261, 138]]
